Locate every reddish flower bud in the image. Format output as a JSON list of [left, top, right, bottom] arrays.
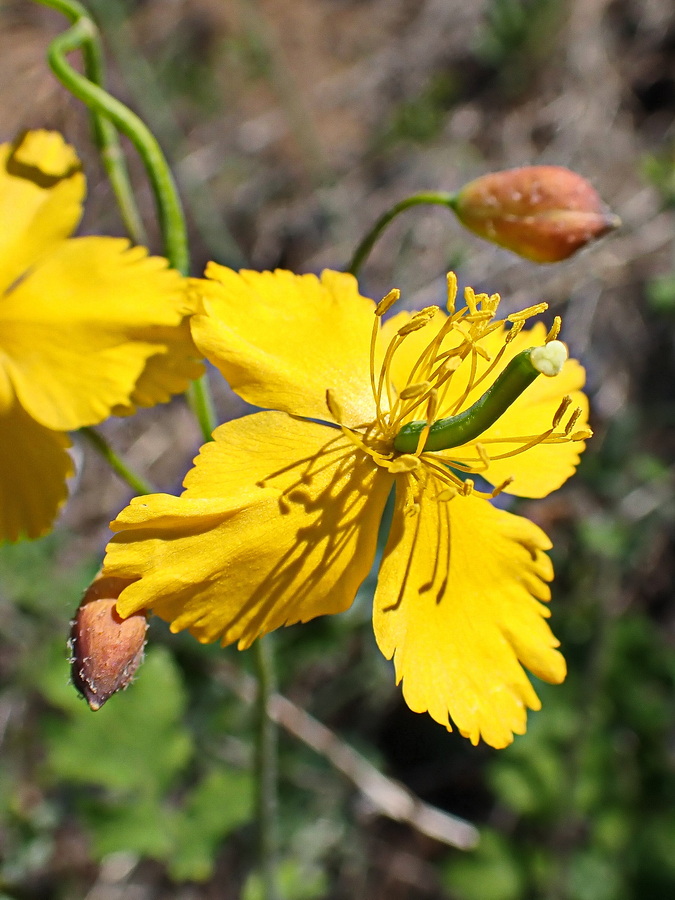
[[70, 573, 147, 710], [452, 166, 620, 263]]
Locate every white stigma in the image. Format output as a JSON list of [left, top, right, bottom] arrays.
[[530, 340, 568, 377]]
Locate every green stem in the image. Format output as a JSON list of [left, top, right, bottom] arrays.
[[394, 347, 543, 453], [253, 636, 282, 900], [347, 192, 457, 278], [80, 427, 156, 496], [38, 0, 218, 442], [35, 0, 146, 245], [37, 7, 189, 275]]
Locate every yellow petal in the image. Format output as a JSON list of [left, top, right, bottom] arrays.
[[0, 399, 73, 541], [0, 131, 84, 293], [105, 412, 392, 647], [191, 266, 378, 427], [373, 478, 565, 748], [0, 237, 201, 431]]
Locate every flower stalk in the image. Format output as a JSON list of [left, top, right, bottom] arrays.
[[36, 0, 217, 440], [347, 192, 456, 277], [253, 636, 282, 900], [80, 428, 156, 496], [34, 0, 146, 245]]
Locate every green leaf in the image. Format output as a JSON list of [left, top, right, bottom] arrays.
[[43, 647, 192, 795], [168, 769, 254, 882]]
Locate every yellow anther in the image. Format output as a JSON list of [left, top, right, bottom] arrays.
[[446, 272, 458, 314], [399, 381, 432, 400], [388, 454, 422, 474], [506, 319, 524, 342], [490, 476, 514, 497], [546, 316, 562, 343], [563, 406, 582, 436], [461, 479, 474, 496], [552, 395, 572, 428], [325, 389, 343, 422], [426, 388, 438, 424], [436, 487, 458, 502], [507, 302, 549, 322], [375, 288, 400, 317], [571, 427, 593, 441], [398, 307, 438, 336]]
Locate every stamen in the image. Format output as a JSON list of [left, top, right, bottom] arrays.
[[414, 389, 438, 456], [399, 381, 432, 400], [446, 272, 458, 315], [375, 288, 400, 317], [546, 316, 562, 343], [388, 454, 421, 474], [571, 427, 593, 440], [397, 307, 438, 336], [490, 476, 514, 497], [552, 395, 572, 428], [563, 406, 582, 435], [507, 302, 549, 322]]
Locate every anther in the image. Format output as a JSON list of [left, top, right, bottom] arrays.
[[400, 381, 432, 400], [571, 427, 593, 441], [461, 479, 474, 496], [507, 302, 549, 322], [376, 288, 400, 317], [490, 476, 514, 497], [388, 454, 422, 474], [546, 316, 562, 343], [563, 406, 582, 436], [552, 395, 572, 428], [397, 307, 438, 336], [446, 272, 458, 314]]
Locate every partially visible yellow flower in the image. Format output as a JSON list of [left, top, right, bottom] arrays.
[[0, 130, 203, 541], [104, 267, 590, 748]]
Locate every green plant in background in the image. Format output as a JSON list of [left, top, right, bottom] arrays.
[[475, 0, 568, 98]]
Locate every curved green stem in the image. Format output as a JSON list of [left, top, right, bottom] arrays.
[[35, 0, 146, 245], [37, 0, 218, 442], [80, 427, 156, 496], [253, 636, 282, 900], [347, 192, 457, 278], [38, 8, 189, 275], [394, 347, 543, 453]]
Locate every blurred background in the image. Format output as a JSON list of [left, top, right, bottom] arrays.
[[1, 0, 675, 897]]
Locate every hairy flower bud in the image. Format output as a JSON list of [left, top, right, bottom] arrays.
[[70, 573, 147, 710], [451, 166, 620, 262]]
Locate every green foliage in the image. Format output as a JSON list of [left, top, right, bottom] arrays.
[[475, 0, 567, 96], [38, 646, 253, 880], [243, 858, 328, 900]]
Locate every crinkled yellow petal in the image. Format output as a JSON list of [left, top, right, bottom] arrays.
[[191, 266, 378, 428], [434, 323, 589, 497], [0, 131, 84, 294], [0, 399, 73, 542], [373, 477, 565, 748], [0, 237, 201, 431], [105, 412, 392, 648]]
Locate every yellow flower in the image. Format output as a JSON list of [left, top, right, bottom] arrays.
[[0, 130, 202, 541], [104, 266, 590, 748]]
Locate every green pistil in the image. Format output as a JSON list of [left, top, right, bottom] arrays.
[[394, 343, 564, 454]]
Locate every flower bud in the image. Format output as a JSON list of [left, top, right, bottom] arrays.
[[70, 573, 147, 710], [452, 166, 620, 263]]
